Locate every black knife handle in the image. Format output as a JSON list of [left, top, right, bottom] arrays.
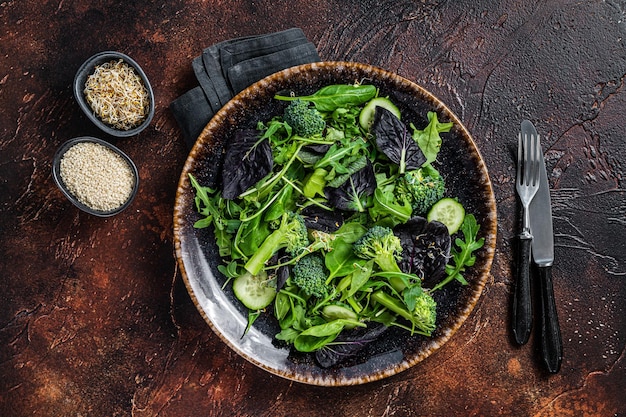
[[538, 265, 562, 373], [512, 234, 532, 345]]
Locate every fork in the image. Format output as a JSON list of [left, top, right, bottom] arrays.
[[512, 131, 541, 345]]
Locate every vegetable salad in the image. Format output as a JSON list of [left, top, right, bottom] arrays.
[[190, 83, 484, 367]]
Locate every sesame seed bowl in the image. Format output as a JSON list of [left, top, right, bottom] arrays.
[[74, 51, 155, 137], [52, 136, 139, 217]]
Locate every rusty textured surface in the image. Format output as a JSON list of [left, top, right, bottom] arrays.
[[1, 0, 625, 416]]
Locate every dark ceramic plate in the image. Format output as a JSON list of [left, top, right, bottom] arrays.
[[173, 62, 497, 386]]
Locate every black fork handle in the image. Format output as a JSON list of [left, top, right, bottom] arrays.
[[538, 265, 562, 373], [512, 234, 532, 345]]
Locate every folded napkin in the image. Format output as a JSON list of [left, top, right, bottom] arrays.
[[171, 28, 320, 149]]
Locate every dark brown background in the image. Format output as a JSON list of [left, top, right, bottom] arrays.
[[1, 1, 625, 416]]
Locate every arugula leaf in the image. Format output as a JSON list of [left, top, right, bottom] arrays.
[[432, 214, 485, 291], [233, 214, 270, 259], [402, 283, 424, 312], [411, 111, 453, 166], [314, 139, 367, 174], [329, 105, 363, 139], [262, 183, 295, 222], [189, 174, 236, 257], [368, 187, 412, 227], [326, 155, 369, 188], [243, 310, 261, 337]]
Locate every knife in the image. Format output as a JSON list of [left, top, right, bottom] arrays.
[[524, 120, 563, 373]]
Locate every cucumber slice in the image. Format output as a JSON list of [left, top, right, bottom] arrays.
[[427, 197, 465, 235], [359, 97, 401, 129], [233, 271, 276, 310]]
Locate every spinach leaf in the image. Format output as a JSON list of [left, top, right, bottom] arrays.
[[345, 259, 374, 299], [325, 160, 377, 212], [274, 291, 291, 321], [334, 221, 367, 243], [372, 107, 426, 173], [325, 236, 364, 280], [275, 84, 377, 112], [221, 129, 273, 199], [302, 168, 328, 198], [294, 319, 363, 352]]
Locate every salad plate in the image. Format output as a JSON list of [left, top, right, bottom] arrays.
[[173, 61, 497, 386]]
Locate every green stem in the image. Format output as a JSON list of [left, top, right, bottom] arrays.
[[432, 263, 464, 292], [375, 255, 405, 292], [371, 291, 412, 322], [399, 148, 407, 174], [244, 228, 285, 275]]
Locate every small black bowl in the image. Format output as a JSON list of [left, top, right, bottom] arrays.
[[74, 51, 155, 137], [52, 136, 139, 217]]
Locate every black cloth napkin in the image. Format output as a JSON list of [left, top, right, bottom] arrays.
[[170, 28, 320, 149]]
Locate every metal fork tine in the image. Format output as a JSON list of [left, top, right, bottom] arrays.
[[524, 132, 533, 186], [526, 135, 537, 186], [534, 134, 541, 186], [529, 133, 539, 187], [524, 133, 530, 186], [517, 133, 523, 185]]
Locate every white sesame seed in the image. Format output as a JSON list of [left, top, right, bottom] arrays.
[[59, 142, 135, 212]]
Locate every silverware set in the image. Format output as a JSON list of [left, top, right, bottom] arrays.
[[512, 120, 563, 373]]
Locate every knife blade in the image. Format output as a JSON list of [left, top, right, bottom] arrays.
[[525, 120, 562, 373]]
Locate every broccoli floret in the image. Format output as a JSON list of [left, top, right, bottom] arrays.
[[292, 253, 329, 298], [396, 166, 445, 215], [412, 291, 437, 335], [244, 212, 309, 275], [283, 99, 326, 137], [371, 289, 437, 336], [353, 225, 406, 292], [353, 226, 402, 273]]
